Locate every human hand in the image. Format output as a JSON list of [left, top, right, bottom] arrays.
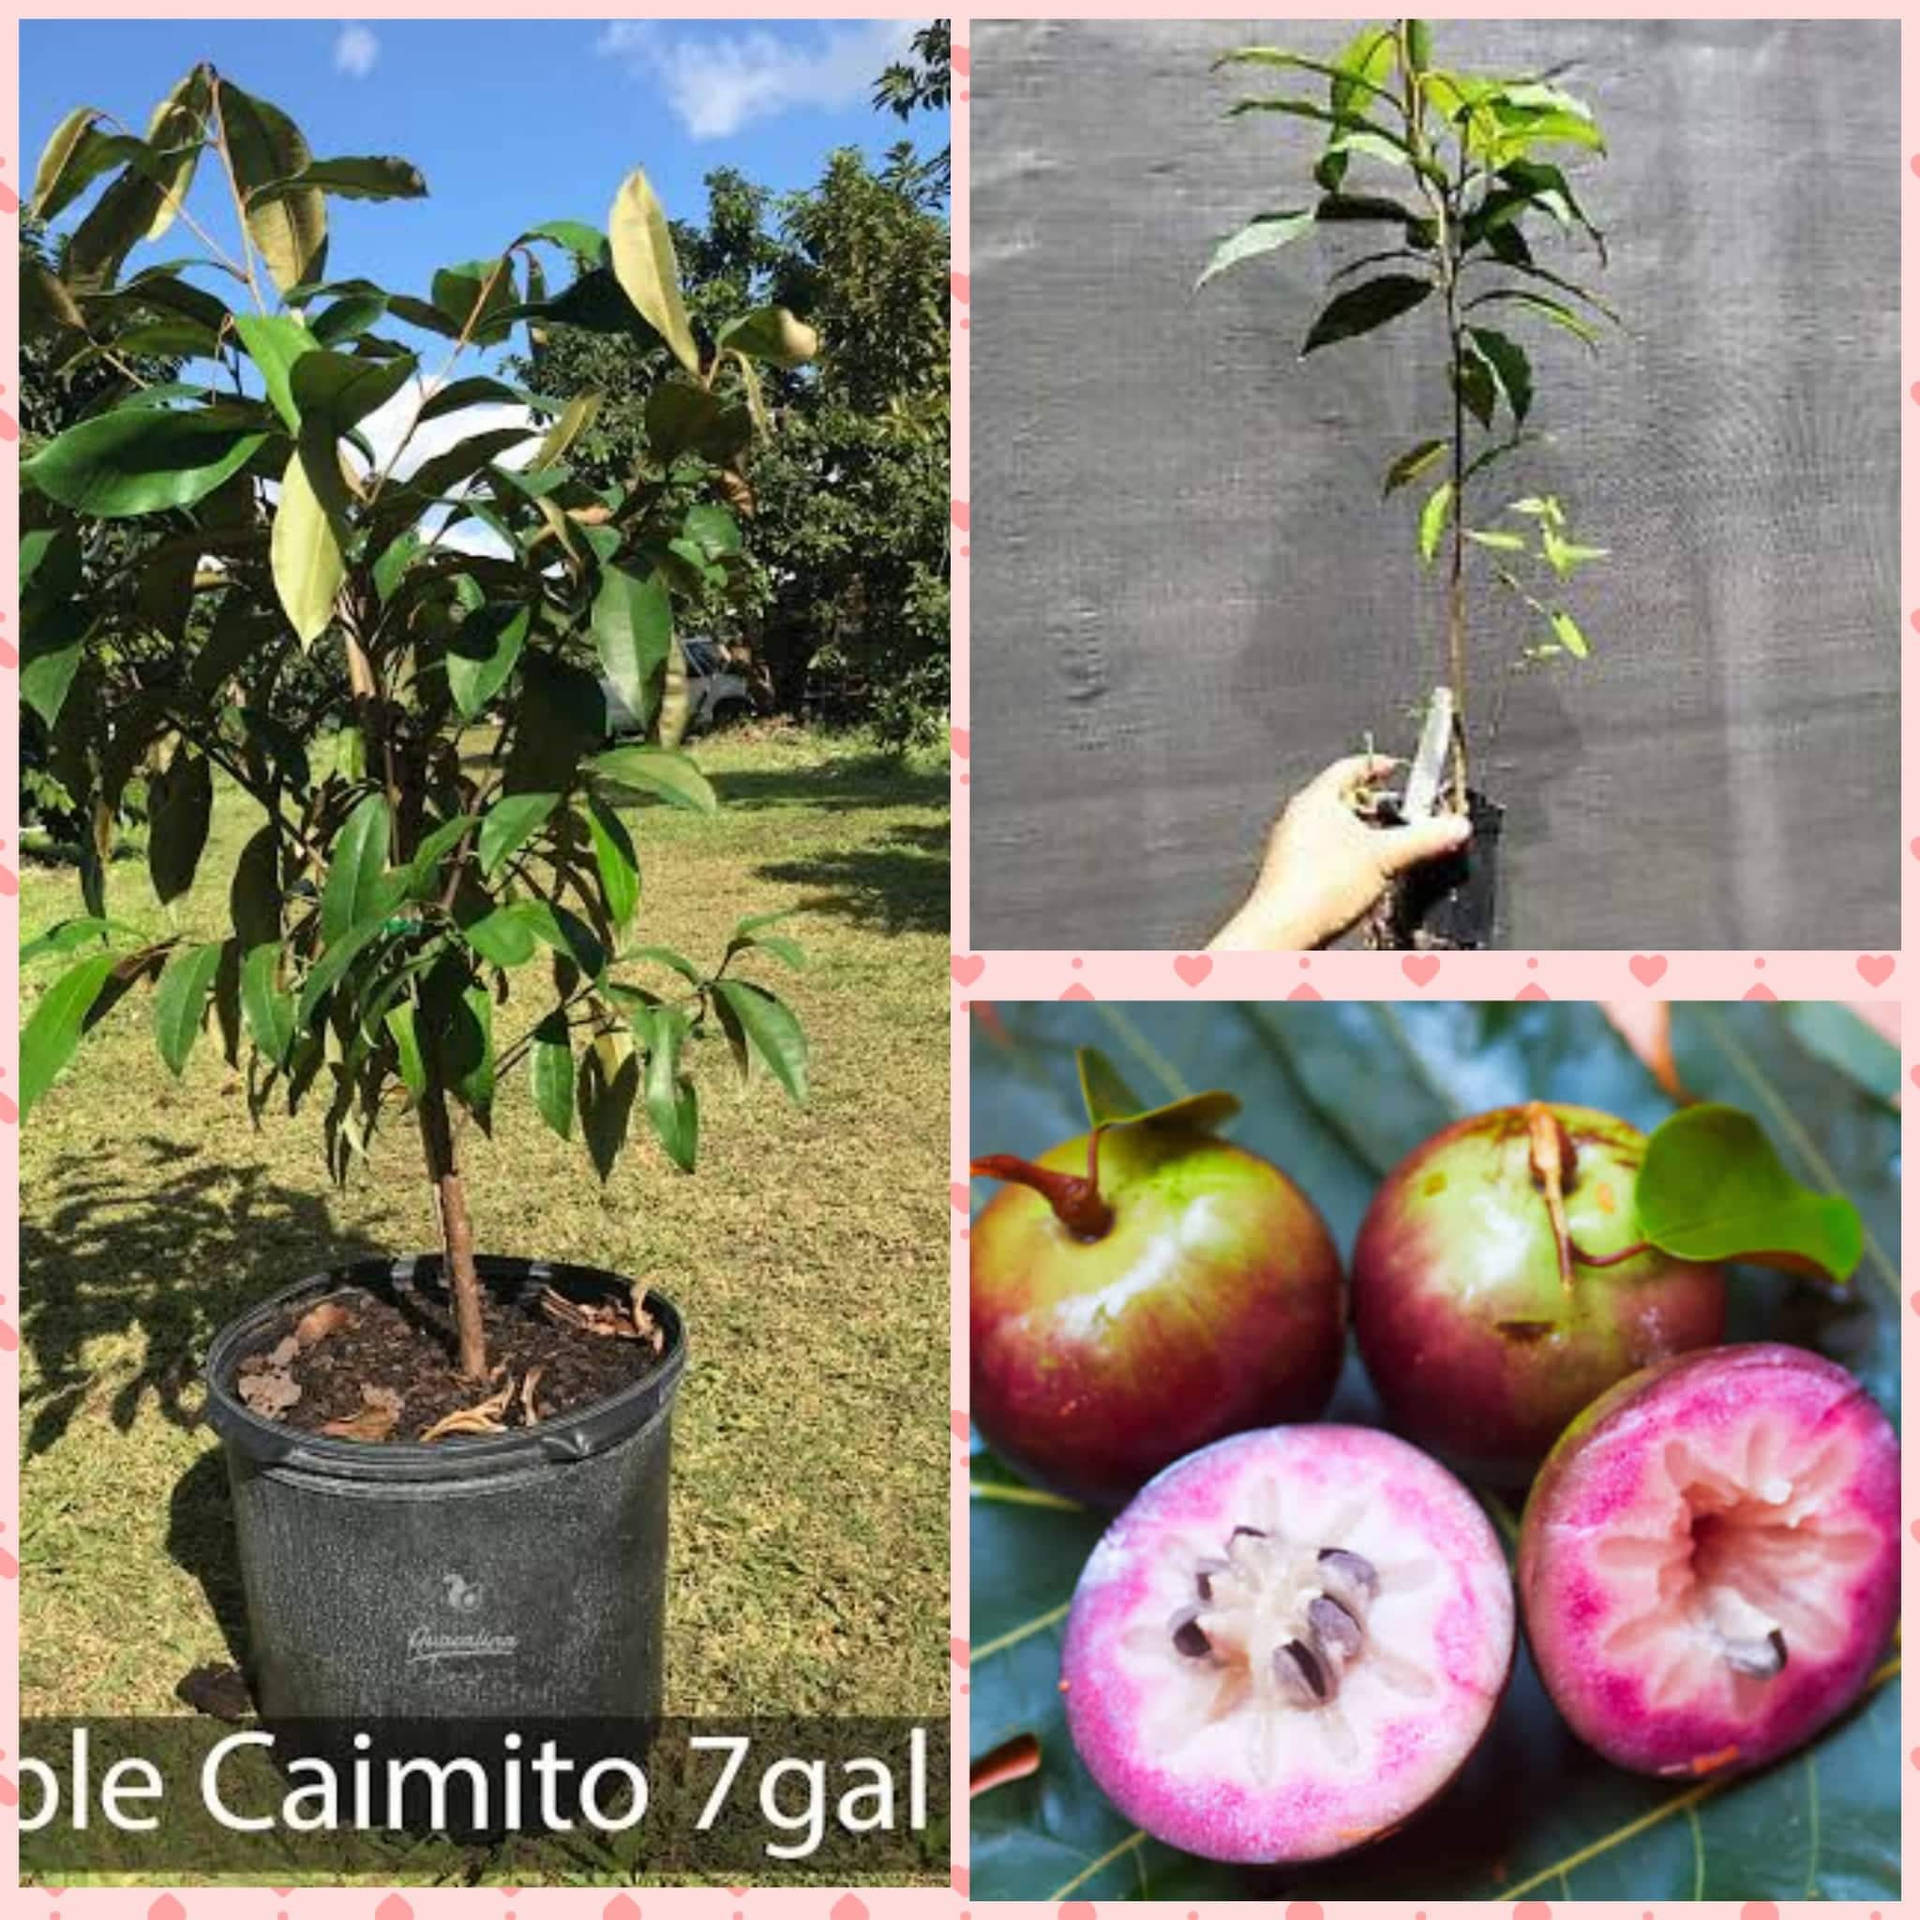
[[1208, 754, 1473, 951]]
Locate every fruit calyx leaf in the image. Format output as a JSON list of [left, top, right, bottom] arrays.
[[1075, 1045, 1240, 1135], [1633, 1103, 1864, 1284]]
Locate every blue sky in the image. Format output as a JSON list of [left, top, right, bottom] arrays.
[[23, 17, 937, 302]]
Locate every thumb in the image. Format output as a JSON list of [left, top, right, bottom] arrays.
[[1376, 813, 1472, 876]]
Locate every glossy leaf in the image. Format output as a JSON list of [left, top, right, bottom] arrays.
[[608, 166, 699, 373], [289, 348, 418, 435], [24, 408, 268, 518], [320, 791, 393, 942], [587, 744, 718, 814], [477, 791, 558, 877], [233, 312, 315, 432], [646, 382, 752, 465], [445, 603, 529, 720], [643, 1007, 700, 1171], [1300, 273, 1431, 355], [709, 979, 808, 1103], [1454, 342, 1497, 430], [1194, 209, 1313, 292], [240, 942, 295, 1067], [217, 77, 325, 294], [592, 563, 673, 728], [153, 940, 224, 1076], [585, 794, 641, 931], [22, 949, 120, 1121], [31, 106, 107, 218], [1469, 286, 1601, 349], [385, 1003, 427, 1101], [1638, 1104, 1863, 1283]]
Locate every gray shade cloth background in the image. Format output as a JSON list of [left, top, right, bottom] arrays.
[[969, 19, 1899, 951]]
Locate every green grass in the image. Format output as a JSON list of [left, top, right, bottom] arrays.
[[20, 729, 949, 1758]]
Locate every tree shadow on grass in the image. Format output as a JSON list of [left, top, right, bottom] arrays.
[[714, 751, 947, 814], [755, 822, 948, 936], [167, 1448, 252, 1676], [21, 1135, 382, 1458]]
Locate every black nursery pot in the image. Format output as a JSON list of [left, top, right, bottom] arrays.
[[1391, 789, 1505, 949], [204, 1255, 686, 1724]]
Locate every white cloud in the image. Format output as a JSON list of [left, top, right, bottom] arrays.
[[350, 379, 543, 559], [594, 18, 917, 139], [334, 24, 380, 80]]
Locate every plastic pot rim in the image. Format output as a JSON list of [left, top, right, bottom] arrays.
[[203, 1252, 686, 1485]]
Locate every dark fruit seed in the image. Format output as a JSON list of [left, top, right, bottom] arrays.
[[1277, 1638, 1328, 1701], [1232, 1525, 1268, 1540], [1770, 1627, 1789, 1670], [1722, 1627, 1788, 1679], [1317, 1546, 1380, 1596], [1171, 1612, 1211, 1658], [1308, 1593, 1363, 1659]]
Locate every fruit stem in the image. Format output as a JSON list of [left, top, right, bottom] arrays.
[[1525, 1102, 1579, 1291], [1569, 1238, 1655, 1269], [970, 1128, 1115, 1241]]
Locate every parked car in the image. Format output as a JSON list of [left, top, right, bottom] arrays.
[[602, 638, 758, 738]]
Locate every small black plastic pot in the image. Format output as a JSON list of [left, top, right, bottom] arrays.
[[1365, 788, 1504, 950], [204, 1254, 685, 1724]]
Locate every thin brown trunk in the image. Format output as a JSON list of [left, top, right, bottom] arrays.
[[420, 1082, 488, 1380]]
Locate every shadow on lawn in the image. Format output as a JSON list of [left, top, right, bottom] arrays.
[[756, 821, 948, 936], [713, 750, 947, 814], [21, 1136, 381, 1458]]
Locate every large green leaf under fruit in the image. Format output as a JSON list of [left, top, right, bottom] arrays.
[[968, 1001, 1899, 1900]]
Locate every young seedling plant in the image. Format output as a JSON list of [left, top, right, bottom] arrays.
[[1199, 19, 1616, 931], [21, 64, 818, 1403]]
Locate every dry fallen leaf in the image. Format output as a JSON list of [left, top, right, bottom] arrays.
[[237, 1368, 301, 1418], [418, 1371, 516, 1443], [294, 1298, 356, 1346], [519, 1365, 544, 1425], [321, 1385, 403, 1441]]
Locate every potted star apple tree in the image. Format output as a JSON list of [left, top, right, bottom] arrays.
[[20, 62, 819, 1725]]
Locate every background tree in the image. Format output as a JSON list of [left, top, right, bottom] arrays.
[[510, 70, 950, 745]]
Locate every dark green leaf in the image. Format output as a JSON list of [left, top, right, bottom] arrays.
[[24, 407, 267, 518], [1300, 273, 1432, 355], [147, 750, 213, 904], [1468, 325, 1532, 424], [1454, 343, 1497, 430], [288, 348, 418, 434], [240, 942, 295, 1067], [646, 382, 752, 464], [643, 1007, 699, 1170], [592, 563, 673, 726], [1468, 286, 1601, 349], [709, 980, 808, 1103], [153, 940, 224, 1075], [1382, 438, 1447, 498], [445, 603, 529, 720], [579, 1030, 639, 1180], [585, 795, 641, 931], [531, 1012, 575, 1138], [478, 791, 559, 876], [320, 791, 393, 941], [22, 949, 120, 1120], [229, 824, 282, 947]]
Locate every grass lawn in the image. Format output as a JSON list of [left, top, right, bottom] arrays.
[[21, 728, 949, 1785]]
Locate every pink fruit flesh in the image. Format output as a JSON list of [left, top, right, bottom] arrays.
[[1062, 1425, 1514, 1864], [1353, 1103, 1726, 1483], [1520, 1343, 1898, 1778], [971, 1124, 1345, 1507]]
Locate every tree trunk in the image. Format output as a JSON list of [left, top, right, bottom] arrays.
[[419, 1082, 488, 1381]]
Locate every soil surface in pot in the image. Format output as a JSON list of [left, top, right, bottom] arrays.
[[232, 1283, 667, 1443]]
